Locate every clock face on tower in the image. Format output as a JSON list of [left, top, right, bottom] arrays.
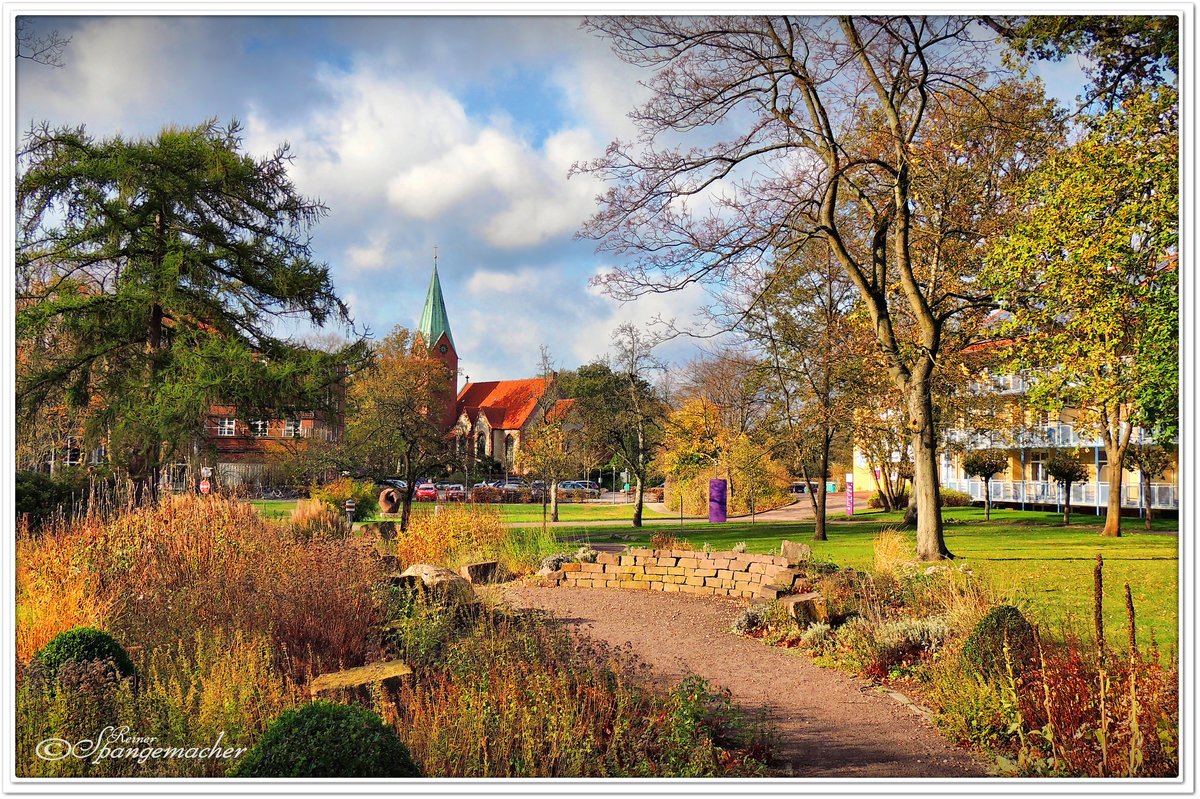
[[439, 344, 448, 354]]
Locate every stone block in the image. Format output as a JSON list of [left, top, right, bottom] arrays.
[[596, 553, 618, 565], [310, 660, 412, 697], [748, 562, 767, 574], [581, 563, 603, 573], [693, 568, 717, 578], [650, 581, 664, 591], [620, 556, 635, 566], [646, 566, 666, 575], [780, 539, 813, 566], [717, 569, 734, 580], [630, 547, 654, 557], [667, 567, 685, 576], [561, 562, 582, 572], [677, 557, 700, 569], [756, 584, 791, 601], [657, 556, 677, 568], [711, 558, 730, 570], [685, 575, 706, 587], [662, 583, 681, 592], [780, 592, 829, 625]]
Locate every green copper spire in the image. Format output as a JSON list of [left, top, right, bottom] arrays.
[[417, 261, 454, 350]]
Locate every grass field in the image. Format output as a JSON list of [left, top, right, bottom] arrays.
[[249, 498, 673, 524], [559, 507, 1180, 649]]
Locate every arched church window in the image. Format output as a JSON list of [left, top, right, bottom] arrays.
[[477, 434, 487, 458], [504, 434, 515, 466]]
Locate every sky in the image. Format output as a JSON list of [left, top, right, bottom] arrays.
[[14, 14, 1090, 385]]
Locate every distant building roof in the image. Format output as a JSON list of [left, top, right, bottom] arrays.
[[546, 398, 575, 423], [456, 377, 550, 430], [417, 264, 454, 350]]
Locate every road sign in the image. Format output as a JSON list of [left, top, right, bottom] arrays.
[[199, 479, 211, 495], [344, 499, 356, 511], [845, 473, 854, 517]]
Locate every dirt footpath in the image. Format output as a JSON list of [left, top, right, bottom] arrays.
[[502, 584, 992, 778]]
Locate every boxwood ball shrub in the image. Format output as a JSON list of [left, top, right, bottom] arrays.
[[962, 605, 1036, 677], [33, 627, 135, 682], [231, 700, 421, 778]]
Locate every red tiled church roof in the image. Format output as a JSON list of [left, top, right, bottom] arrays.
[[456, 377, 550, 430]]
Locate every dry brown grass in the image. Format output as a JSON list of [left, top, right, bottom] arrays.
[[872, 527, 913, 576], [17, 495, 384, 678], [16, 518, 115, 662]]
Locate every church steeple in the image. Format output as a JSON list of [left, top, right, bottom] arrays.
[[418, 255, 454, 351], [417, 252, 459, 430]]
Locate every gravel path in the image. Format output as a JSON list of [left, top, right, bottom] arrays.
[[501, 584, 992, 778]]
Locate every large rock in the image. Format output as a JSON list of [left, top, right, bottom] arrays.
[[458, 561, 500, 585], [779, 592, 829, 625], [780, 539, 812, 566], [391, 564, 475, 604], [377, 521, 397, 541], [379, 488, 401, 515]]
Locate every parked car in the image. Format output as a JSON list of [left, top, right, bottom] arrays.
[[444, 484, 466, 501], [379, 478, 407, 492], [560, 480, 600, 497], [414, 482, 438, 501]]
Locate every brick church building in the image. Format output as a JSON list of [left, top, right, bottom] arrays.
[[415, 263, 575, 472]]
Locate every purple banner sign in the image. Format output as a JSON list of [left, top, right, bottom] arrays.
[[845, 473, 854, 518], [709, 479, 728, 524]]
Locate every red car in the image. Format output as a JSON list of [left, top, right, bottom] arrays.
[[414, 482, 438, 501], [444, 484, 466, 501]]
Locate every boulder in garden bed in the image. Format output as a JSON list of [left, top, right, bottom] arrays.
[[779, 592, 829, 625], [389, 564, 475, 604], [780, 539, 812, 566], [309, 660, 413, 697], [458, 560, 500, 585]]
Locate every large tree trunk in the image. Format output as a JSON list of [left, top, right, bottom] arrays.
[[906, 380, 951, 560], [1063, 481, 1073, 525], [550, 480, 559, 522], [1102, 462, 1123, 537], [1100, 405, 1130, 538], [867, 464, 891, 511], [813, 431, 831, 541], [984, 477, 992, 521], [632, 475, 644, 527], [1142, 471, 1153, 531]]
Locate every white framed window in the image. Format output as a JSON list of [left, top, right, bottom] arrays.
[[63, 438, 83, 466], [283, 420, 301, 438], [217, 417, 237, 437], [250, 420, 269, 438]]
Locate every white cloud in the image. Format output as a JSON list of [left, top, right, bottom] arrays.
[[467, 268, 534, 295], [345, 232, 390, 272]]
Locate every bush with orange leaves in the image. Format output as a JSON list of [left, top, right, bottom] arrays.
[[393, 502, 508, 570]]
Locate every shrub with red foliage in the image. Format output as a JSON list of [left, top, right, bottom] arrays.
[[1014, 637, 1178, 777]]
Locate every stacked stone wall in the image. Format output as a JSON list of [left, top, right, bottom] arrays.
[[545, 548, 808, 600]]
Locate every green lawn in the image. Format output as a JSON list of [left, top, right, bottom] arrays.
[[553, 507, 1179, 649], [248, 498, 298, 520], [248, 498, 672, 524]]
